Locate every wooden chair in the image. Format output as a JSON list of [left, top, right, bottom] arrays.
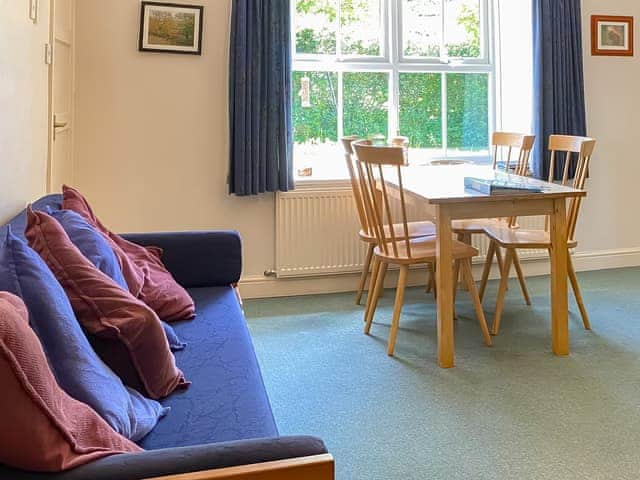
[[481, 135, 596, 335], [341, 136, 436, 305], [452, 132, 536, 303], [352, 140, 492, 356]]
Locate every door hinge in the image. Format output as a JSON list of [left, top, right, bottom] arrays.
[[45, 43, 53, 65]]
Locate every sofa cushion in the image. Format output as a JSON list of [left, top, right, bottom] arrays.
[[25, 209, 187, 400], [62, 186, 195, 321], [140, 286, 278, 449], [49, 209, 128, 289], [0, 226, 167, 441], [49, 210, 185, 352], [7, 194, 63, 241], [0, 292, 141, 472]]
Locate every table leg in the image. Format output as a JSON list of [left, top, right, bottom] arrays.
[[549, 198, 569, 356], [436, 205, 455, 368]]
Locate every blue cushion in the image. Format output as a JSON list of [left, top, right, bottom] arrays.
[[140, 286, 278, 449], [49, 209, 128, 287], [8, 194, 63, 241], [0, 225, 168, 441], [163, 322, 186, 351], [49, 209, 185, 352]]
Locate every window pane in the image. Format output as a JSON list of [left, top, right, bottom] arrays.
[[399, 73, 442, 150], [446, 73, 489, 153], [341, 0, 382, 56], [402, 0, 441, 58], [343, 72, 389, 138], [445, 0, 481, 58], [295, 0, 337, 55], [292, 71, 339, 144]]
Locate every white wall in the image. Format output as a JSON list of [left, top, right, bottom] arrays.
[[0, 0, 50, 223], [72, 0, 640, 290], [73, 0, 275, 278]]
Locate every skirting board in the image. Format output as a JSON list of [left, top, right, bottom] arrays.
[[239, 248, 640, 300]]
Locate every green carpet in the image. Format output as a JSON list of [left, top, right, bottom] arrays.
[[244, 267, 640, 480]]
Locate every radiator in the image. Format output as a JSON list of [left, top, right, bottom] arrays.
[[275, 187, 547, 278]]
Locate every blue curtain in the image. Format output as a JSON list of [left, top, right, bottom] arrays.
[[532, 0, 586, 180], [229, 0, 294, 195]]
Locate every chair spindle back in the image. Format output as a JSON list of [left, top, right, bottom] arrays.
[[341, 136, 369, 234], [491, 132, 536, 176], [353, 140, 412, 260], [546, 135, 596, 241]]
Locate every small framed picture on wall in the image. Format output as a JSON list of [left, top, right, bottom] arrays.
[[591, 15, 633, 56], [139, 2, 203, 55]]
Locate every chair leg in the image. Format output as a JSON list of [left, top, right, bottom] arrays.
[[387, 264, 409, 356], [495, 245, 505, 273], [365, 261, 388, 334], [479, 240, 496, 301], [458, 233, 471, 291], [426, 262, 434, 293], [356, 243, 375, 305], [364, 256, 381, 323], [461, 259, 492, 346], [512, 250, 532, 306], [452, 259, 460, 320], [568, 255, 591, 330], [431, 263, 438, 299], [491, 248, 514, 336]]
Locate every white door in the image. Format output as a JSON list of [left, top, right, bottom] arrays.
[[48, 0, 75, 191]]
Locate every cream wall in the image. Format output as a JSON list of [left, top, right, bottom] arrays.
[[72, 0, 640, 286], [73, 0, 275, 278], [578, 0, 640, 255], [0, 0, 50, 223]]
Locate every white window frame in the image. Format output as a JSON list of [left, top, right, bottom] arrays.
[[292, 0, 498, 182]]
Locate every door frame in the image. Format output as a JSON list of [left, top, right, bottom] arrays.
[[47, 0, 76, 193]]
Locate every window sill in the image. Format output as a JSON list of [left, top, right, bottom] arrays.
[[293, 177, 352, 191]]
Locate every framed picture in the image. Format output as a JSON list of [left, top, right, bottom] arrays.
[[139, 2, 203, 55], [591, 15, 633, 56]]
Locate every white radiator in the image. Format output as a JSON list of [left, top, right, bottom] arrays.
[[275, 187, 547, 278]]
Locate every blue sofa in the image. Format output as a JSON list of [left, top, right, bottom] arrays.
[[1, 195, 333, 480]]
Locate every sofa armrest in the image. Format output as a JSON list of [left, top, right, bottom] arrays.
[[0, 436, 331, 480], [121, 231, 242, 288]]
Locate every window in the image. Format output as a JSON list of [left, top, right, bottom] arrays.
[[292, 0, 494, 181]]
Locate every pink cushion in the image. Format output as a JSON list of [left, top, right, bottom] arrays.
[[62, 186, 196, 322], [25, 209, 187, 399], [0, 292, 141, 472]]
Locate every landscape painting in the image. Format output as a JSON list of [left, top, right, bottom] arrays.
[[139, 2, 203, 55]]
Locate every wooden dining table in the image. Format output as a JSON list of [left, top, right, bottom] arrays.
[[382, 163, 586, 368]]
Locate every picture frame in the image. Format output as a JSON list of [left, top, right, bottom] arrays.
[[139, 2, 203, 55], [591, 15, 633, 57]]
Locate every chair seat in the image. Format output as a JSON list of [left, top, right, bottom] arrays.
[[359, 221, 436, 243], [374, 237, 478, 264], [452, 218, 505, 234], [484, 226, 578, 249]]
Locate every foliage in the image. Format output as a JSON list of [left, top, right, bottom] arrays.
[[293, 1, 488, 151], [399, 73, 442, 148], [292, 72, 338, 143], [343, 72, 389, 137]]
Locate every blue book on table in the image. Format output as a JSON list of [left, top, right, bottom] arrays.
[[464, 177, 544, 195]]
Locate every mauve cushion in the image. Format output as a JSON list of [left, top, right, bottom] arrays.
[[62, 186, 195, 322], [0, 226, 167, 441], [25, 209, 187, 400], [0, 292, 141, 472], [49, 209, 185, 352]]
